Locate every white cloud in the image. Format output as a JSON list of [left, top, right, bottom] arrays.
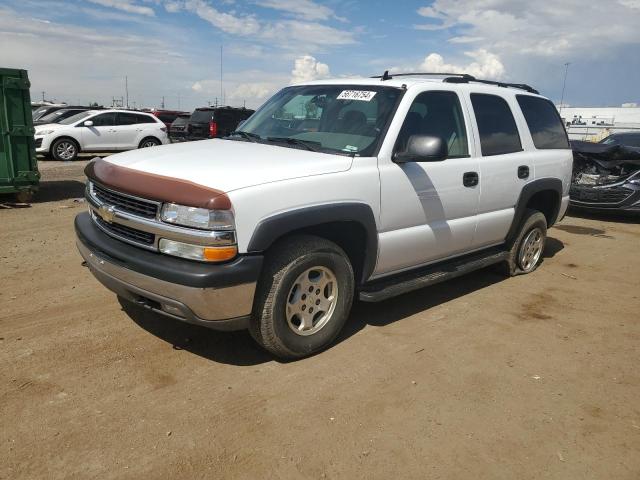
[[419, 49, 505, 79], [414, 0, 640, 60], [163, 0, 355, 51], [87, 0, 155, 16], [255, 0, 344, 22], [182, 0, 261, 35], [291, 55, 330, 83]]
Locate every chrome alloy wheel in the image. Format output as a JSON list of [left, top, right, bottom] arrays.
[[55, 141, 76, 160], [286, 266, 338, 336], [518, 227, 544, 272], [141, 139, 158, 148]]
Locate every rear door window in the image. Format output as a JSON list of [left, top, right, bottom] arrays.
[[516, 95, 569, 149], [116, 112, 139, 125], [470, 94, 522, 156]]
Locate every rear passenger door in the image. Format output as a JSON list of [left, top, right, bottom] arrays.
[[468, 93, 531, 248], [114, 112, 141, 149]]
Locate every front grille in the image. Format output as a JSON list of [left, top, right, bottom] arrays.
[[35, 138, 43, 148], [92, 183, 158, 218], [94, 215, 155, 245], [570, 185, 632, 204]]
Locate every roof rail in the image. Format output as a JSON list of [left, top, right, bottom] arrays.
[[371, 71, 474, 81], [372, 70, 539, 94]]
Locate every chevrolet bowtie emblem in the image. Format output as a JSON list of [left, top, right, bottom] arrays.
[[99, 205, 116, 223]]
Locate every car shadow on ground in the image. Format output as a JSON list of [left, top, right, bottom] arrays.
[[33, 180, 86, 203], [567, 208, 640, 224], [121, 237, 564, 366]]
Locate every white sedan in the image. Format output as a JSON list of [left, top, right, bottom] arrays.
[[34, 109, 170, 161]]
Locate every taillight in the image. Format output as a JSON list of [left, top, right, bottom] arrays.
[[209, 121, 218, 137], [160, 127, 167, 132]]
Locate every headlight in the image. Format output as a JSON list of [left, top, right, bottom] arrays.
[[36, 130, 54, 135], [159, 239, 237, 262], [160, 203, 234, 230]]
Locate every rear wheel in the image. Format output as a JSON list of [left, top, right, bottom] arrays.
[[250, 235, 355, 359], [51, 138, 79, 161], [139, 137, 160, 148], [506, 209, 547, 276]]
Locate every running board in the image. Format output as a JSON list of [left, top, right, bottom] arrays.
[[359, 248, 509, 302]]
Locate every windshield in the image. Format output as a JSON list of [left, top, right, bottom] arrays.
[[599, 135, 619, 145], [59, 111, 94, 125], [38, 109, 75, 123], [235, 85, 404, 156]]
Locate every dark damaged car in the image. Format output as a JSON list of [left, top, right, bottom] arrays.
[[570, 139, 640, 213]]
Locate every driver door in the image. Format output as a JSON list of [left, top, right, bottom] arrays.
[[376, 90, 480, 276], [80, 112, 118, 150]]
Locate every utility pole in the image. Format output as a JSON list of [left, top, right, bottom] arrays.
[[125, 76, 129, 108], [161, 96, 165, 109], [559, 62, 570, 116], [220, 44, 223, 107], [41, 91, 45, 102]]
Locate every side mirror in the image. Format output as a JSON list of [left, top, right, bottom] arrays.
[[83, 120, 94, 127], [394, 135, 448, 163]]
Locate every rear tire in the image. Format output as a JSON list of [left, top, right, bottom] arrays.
[[139, 137, 161, 148], [51, 138, 79, 161], [250, 235, 355, 359], [505, 209, 547, 276]]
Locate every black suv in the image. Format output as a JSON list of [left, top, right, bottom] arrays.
[[185, 106, 254, 141]]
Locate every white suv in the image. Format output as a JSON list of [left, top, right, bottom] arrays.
[[75, 73, 572, 358], [35, 109, 169, 161]]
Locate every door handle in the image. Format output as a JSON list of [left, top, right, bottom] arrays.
[[518, 165, 530, 179], [463, 171, 479, 187]]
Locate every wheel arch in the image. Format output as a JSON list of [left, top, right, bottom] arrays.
[[50, 135, 81, 154], [247, 203, 378, 284], [138, 136, 161, 148], [506, 178, 562, 243]]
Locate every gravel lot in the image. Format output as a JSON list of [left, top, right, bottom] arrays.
[[1, 160, 639, 479]]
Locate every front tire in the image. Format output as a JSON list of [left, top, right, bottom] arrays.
[[51, 138, 79, 161], [506, 209, 547, 276], [250, 235, 355, 359]]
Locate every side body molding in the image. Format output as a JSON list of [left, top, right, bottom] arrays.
[[506, 178, 563, 242], [247, 203, 379, 282]]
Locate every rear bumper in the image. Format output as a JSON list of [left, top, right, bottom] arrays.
[[75, 212, 263, 330]]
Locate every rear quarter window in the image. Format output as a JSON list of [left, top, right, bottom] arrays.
[[470, 93, 522, 156], [516, 95, 569, 149], [190, 110, 214, 123]]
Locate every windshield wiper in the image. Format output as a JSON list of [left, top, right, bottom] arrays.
[[266, 137, 322, 152], [228, 131, 261, 142]]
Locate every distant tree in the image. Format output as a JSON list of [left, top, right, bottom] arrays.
[[89, 102, 99, 107]]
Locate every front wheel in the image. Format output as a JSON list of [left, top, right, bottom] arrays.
[[250, 235, 354, 359], [51, 138, 79, 161]]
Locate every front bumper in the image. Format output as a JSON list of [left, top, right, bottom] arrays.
[[34, 135, 51, 153], [569, 182, 640, 212], [75, 212, 263, 331]]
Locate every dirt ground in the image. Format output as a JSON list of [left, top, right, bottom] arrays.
[[1, 160, 639, 480]]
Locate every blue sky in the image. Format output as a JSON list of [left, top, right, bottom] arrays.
[[1, 0, 639, 110]]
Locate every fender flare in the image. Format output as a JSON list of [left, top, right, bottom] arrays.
[[506, 178, 563, 242], [247, 203, 378, 282]]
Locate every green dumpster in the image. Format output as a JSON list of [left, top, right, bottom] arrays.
[[0, 68, 39, 202]]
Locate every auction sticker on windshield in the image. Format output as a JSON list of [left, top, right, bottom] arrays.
[[337, 90, 377, 102]]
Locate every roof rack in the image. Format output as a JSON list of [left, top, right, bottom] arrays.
[[372, 70, 539, 95]]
